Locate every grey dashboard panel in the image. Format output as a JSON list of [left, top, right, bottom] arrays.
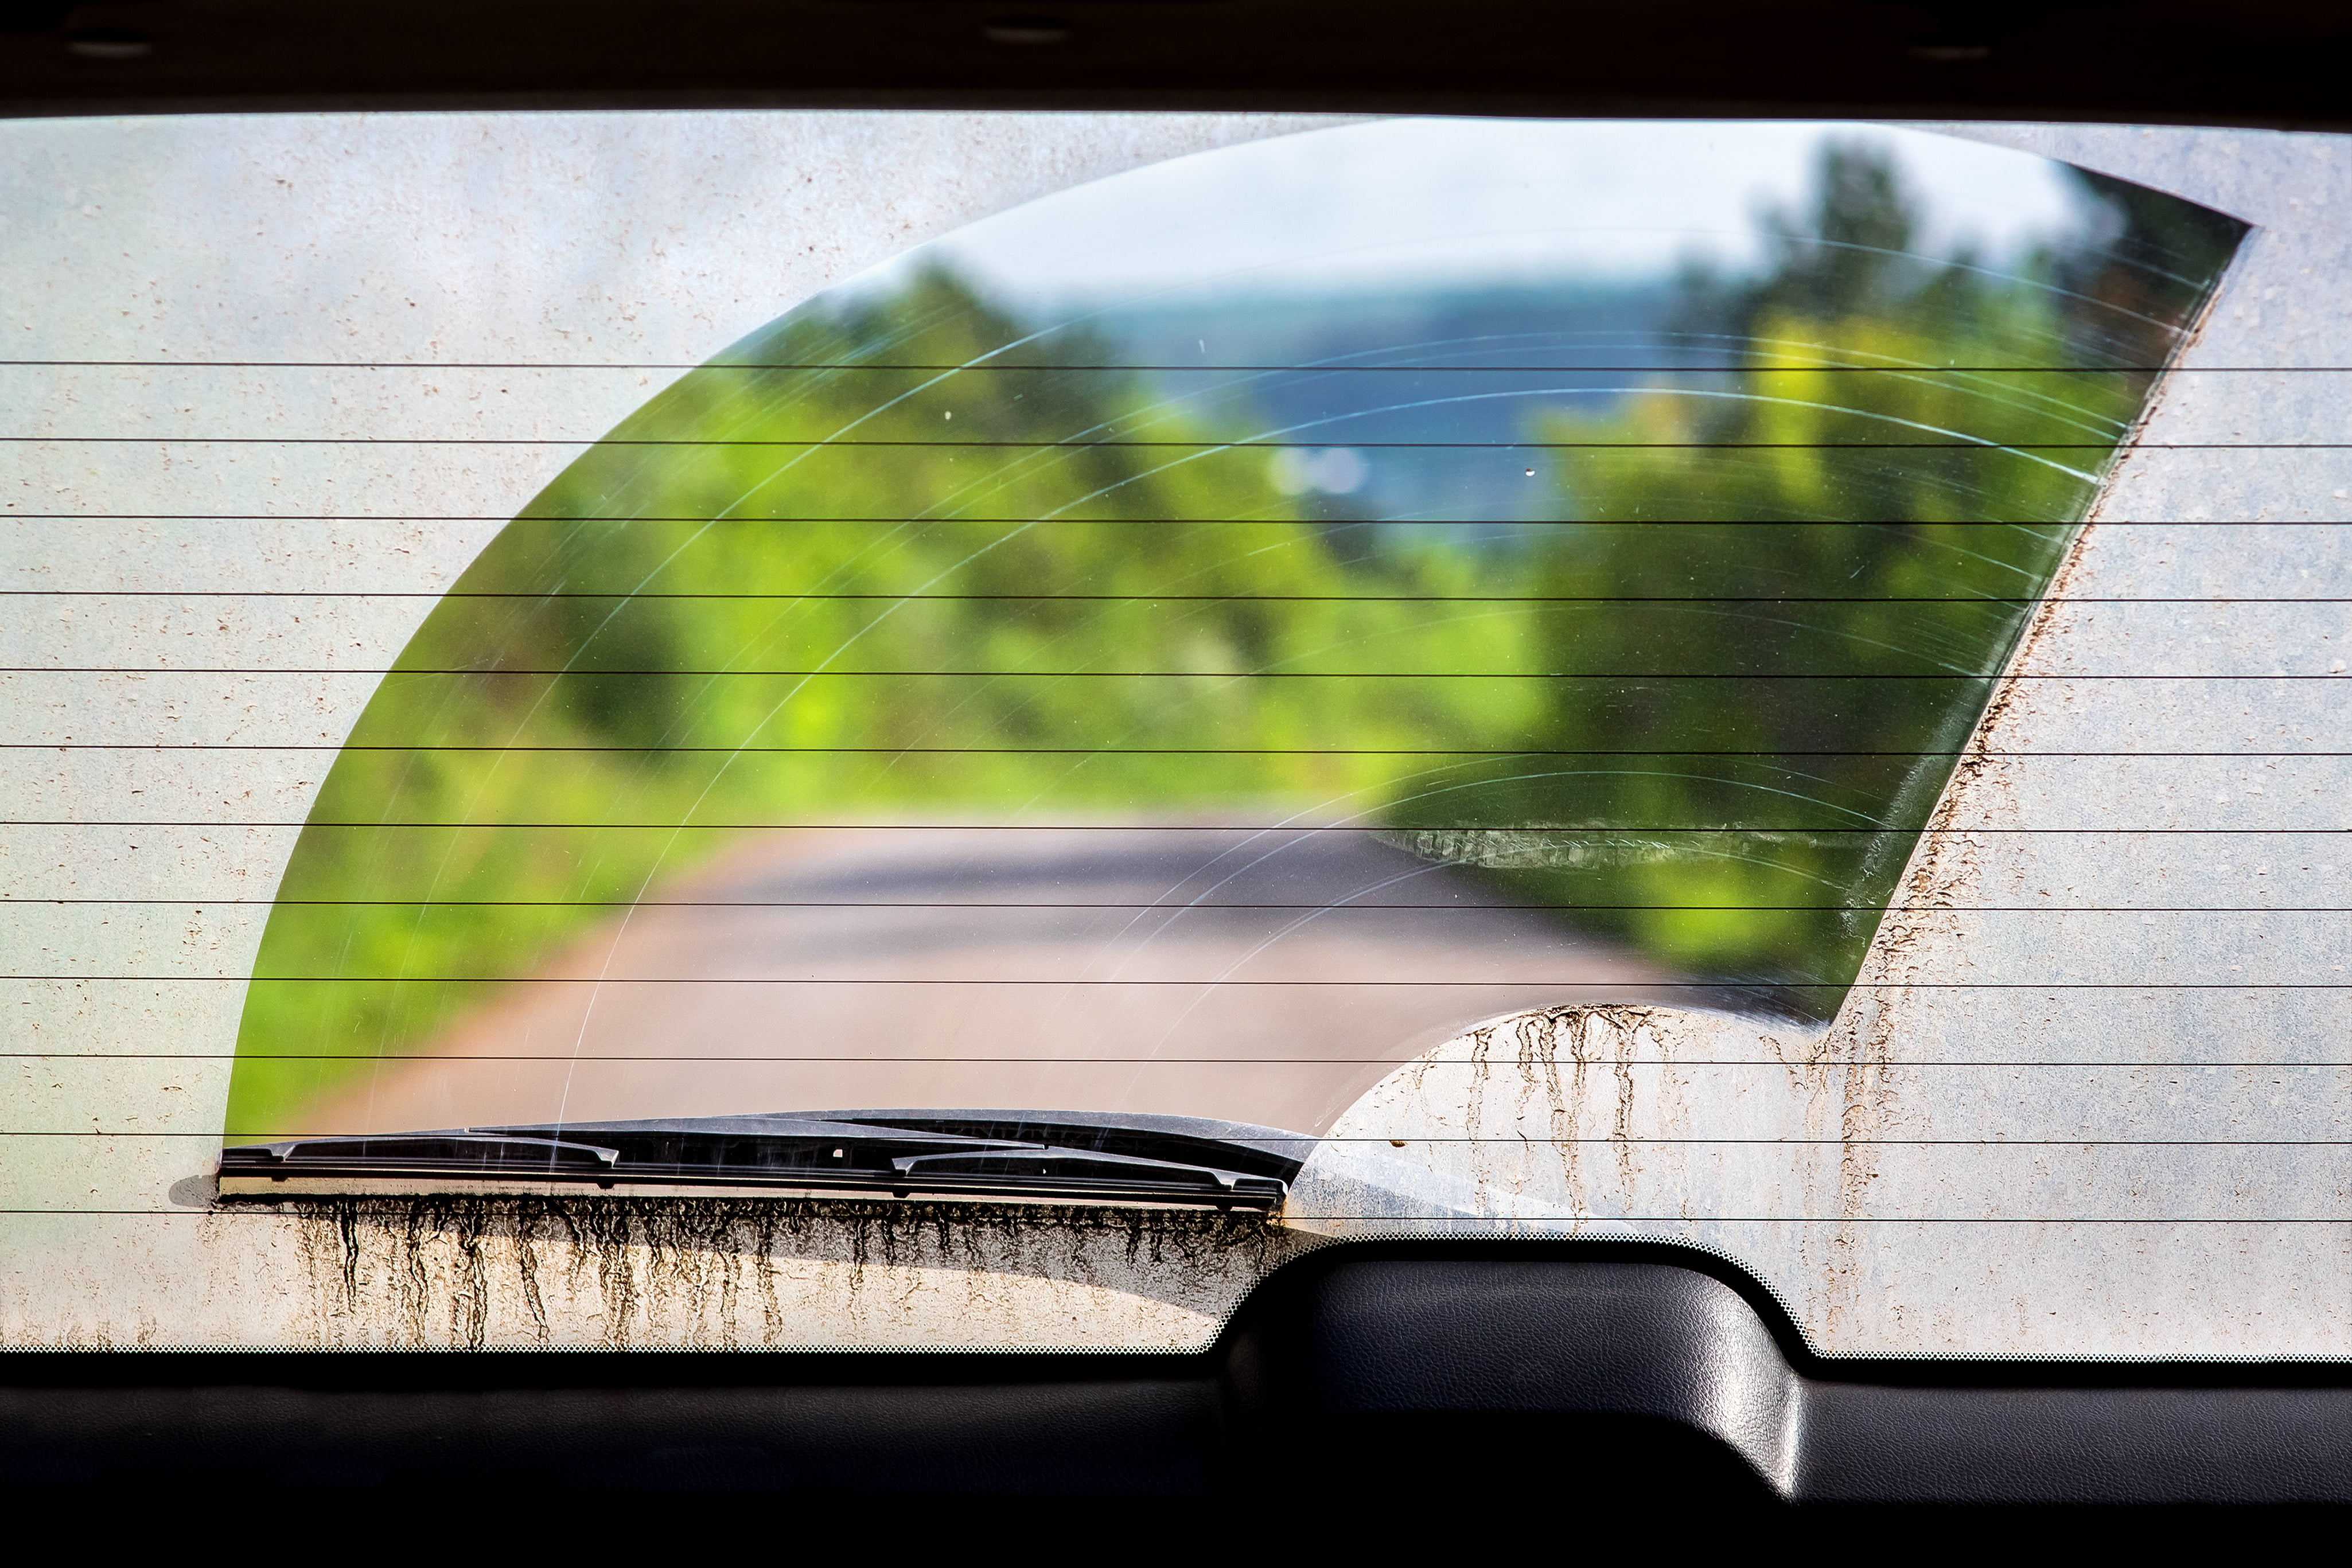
[[1277, 1255, 2352, 1506]]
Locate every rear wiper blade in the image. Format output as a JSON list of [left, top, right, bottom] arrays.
[[823, 1109, 1306, 1186], [218, 1110, 1302, 1210]]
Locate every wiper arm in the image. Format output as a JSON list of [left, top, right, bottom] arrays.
[[219, 1110, 1302, 1211]]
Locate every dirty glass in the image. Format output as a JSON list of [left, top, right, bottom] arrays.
[[224, 120, 2245, 1145]]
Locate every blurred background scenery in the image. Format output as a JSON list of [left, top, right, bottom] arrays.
[[227, 120, 2242, 1140]]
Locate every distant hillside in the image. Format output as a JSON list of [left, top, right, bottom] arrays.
[[1088, 282, 1679, 531]]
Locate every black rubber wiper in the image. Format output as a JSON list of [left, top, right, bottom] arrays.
[[219, 1110, 1303, 1210]]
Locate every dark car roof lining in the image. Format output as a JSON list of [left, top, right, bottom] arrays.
[[2, 0, 2350, 130]]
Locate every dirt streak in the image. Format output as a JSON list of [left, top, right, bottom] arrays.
[[274, 1195, 1307, 1350]]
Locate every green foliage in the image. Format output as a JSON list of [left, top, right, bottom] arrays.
[[1438, 144, 2163, 991], [228, 151, 2223, 1135]]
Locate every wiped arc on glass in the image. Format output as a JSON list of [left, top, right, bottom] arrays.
[[225, 122, 2244, 1145]]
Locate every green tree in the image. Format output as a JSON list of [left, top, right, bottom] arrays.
[[1403, 143, 2186, 1006]]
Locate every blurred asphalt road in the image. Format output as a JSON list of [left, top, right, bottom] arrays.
[[299, 823, 1684, 1138]]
